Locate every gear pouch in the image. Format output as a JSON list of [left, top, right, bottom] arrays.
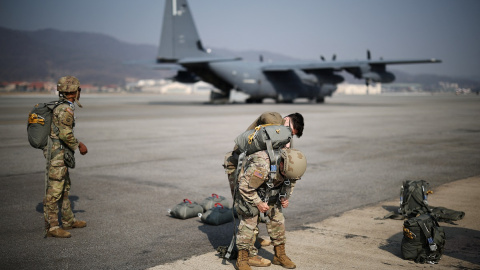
[[64, 147, 75, 168]]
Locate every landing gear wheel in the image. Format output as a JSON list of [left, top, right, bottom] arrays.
[[210, 90, 229, 104]]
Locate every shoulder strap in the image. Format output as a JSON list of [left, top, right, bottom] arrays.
[[417, 216, 438, 252]]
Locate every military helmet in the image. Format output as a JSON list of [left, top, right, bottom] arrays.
[[57, 76, 80, 93], [281, 148, 307, 180]]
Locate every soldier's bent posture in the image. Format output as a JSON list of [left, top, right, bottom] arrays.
[[224, 112, 304, 266], [234, 149, 307, 270], [43, 76, 88, 238]]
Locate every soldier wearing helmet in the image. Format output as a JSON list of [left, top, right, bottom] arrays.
[[223, 112, 304, 267], [234, 148, 307, 270], [43, 76, 88, 238]]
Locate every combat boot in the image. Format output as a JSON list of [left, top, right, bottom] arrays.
[[63, 220, 87, 230], [248, 255, 271, 267], [257, 236, 271, 246], [273, 244, 296, 269], [46, 227, 71, 238], [236, 249, 252, 270]]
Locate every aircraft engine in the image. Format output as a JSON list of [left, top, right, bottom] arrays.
[[321, 84, 337, 96], [174, 70, 200, 83], [361, 71, 395, 83], [348, 64, 395, 85], [294, 69, 318, 86]]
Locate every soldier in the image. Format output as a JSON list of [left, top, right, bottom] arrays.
[[43, 76, 88, 238], [223, 112, 304, 267], [225, 112, 304, 196], [234, 148, 307, 270]]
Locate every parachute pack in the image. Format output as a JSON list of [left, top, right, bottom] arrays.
[[401, 213, 445, 264], [399, 180, 432, 218], [27, 100, 65, 149], [381, 180, 432, 220], [234, 124, 292, 156], [382, 180, 465, 224]]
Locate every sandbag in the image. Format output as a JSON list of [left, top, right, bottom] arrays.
[[201, 193, 230, 211], [200, 203, 234, 225], [168, 199, 204, 219]]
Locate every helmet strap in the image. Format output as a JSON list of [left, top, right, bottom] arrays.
[[74, 90, 83, 108]]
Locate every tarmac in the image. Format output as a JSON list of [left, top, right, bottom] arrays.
[[1, 93, 479, 269], [149, 176, 480, 270]]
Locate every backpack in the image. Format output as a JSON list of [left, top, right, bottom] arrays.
[[399, 180, 432, 218], [27, 100, 64, 149], [234, 125, 292, 156], [401, 213, 445, 264]]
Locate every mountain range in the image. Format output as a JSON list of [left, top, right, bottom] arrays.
[[0, 27, 478, 88]]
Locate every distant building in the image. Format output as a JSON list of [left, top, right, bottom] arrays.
[[336, 83, 381, 95], [136, 80, 214, 95]]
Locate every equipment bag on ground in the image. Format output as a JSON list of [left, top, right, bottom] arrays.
[[27, 100, 65, 149], [168, 199, 204, 219], [200, 203, 234, 226], [382, 180, 433, 220], [401, 213, 445, 264], [399, 180, 432, 218], [201, 193, 230, 212]]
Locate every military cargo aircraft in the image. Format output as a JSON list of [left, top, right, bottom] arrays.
[[156, 0, 441, 104]]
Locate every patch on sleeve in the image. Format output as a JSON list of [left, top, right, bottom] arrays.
[[253, 170, 263, 179], [66, 107, 74, 115], [249, 169, 266, 189]]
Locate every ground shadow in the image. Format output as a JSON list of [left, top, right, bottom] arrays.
[[35, 195, 86, 214], [197, 218, 275, 266]]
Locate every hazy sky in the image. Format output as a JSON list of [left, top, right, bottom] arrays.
[[1, 0, 479, 79]]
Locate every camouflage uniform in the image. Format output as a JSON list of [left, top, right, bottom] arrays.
[[223, 112, 286, 258], [224, 112, 285, 195], [43, 100, 80, 231], [234, 151, 296, 252]]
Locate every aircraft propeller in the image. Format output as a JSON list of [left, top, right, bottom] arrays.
[[320, 54, 336, 61], [365, 49, 371, 88]]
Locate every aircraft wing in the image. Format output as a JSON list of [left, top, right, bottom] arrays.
[[155, 56, 241, 70], [177, 56, 242, 65], [262, 58, 441, 72], [153, 63, 186, 71]]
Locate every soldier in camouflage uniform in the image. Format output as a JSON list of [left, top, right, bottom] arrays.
[[234, 148, 307, 270], [223, 112, 304, 267], [225, 112, 304, 196], [43, 76, 88, 238]]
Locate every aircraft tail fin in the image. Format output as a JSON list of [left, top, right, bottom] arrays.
[[157, 0, 209, 63]]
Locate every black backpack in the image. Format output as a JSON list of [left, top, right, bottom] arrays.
[[401, 213, 445, 264]]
